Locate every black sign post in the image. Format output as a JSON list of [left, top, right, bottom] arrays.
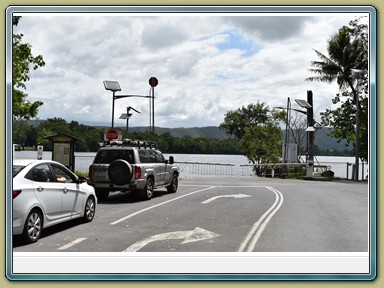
[[148, 77, 158, 134]]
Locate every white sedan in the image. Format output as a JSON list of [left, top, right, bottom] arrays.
[[13, 159, 97, 243]]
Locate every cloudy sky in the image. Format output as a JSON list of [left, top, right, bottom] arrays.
[[13, 10, 367, 128]]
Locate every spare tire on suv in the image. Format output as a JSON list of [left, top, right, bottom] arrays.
[[108, 159, 133, 186]]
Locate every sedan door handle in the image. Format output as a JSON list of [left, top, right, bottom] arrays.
[[37, 187, 44, 192], [63, 188, 68, 193]]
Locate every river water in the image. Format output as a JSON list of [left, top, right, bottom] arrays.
[[12, 151, 368, 180]]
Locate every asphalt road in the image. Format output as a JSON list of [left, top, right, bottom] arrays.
[[13, 176, 369, 253]]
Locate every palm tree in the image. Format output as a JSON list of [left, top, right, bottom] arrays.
[[306, 19, 369, 165], [305, 25, 367, 94]]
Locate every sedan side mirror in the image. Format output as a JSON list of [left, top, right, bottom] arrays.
[[77, 176, 87, 184]]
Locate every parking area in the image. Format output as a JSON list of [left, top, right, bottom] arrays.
[[13, 175, 369, 253], [12, 175, 371, 276]]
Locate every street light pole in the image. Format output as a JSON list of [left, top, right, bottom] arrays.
[[284, 97, 291, 163], [111, 91, 115, 128], [274, 102, 307, 164], [126, 111, 131, 137], [295, 91, 315, 177], [103, 81, 122, 129], [306, 91, 314, 177], [119, 106, 140, 138]]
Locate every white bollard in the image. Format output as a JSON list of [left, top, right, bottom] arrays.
[[37, 145, 43, 160]]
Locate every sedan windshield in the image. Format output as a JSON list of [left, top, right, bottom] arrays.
[[13, 165, 25, 177]]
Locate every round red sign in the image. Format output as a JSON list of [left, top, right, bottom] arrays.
[[149, 77, 158, 87], [106, 129, 119, 140]]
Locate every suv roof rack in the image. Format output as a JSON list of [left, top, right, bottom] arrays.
[[102, 139, 158, 149]]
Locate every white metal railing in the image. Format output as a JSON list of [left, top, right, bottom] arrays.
[[175, 161, 235, 176], [73, 155, 367, 180]]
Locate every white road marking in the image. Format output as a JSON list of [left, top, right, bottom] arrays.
[[110, 186, 216, 225], [201, 194, 252, 204], [238, 186, 284, 252], [58, 238, 87, 251], [124, 227, 220, 252]]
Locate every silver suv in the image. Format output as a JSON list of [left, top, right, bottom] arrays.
[[88, 140, 179, 201]]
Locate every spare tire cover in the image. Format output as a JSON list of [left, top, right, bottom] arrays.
[[108, 159, 133, 186]]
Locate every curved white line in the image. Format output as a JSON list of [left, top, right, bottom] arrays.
[[238, 186, 284, 252], [246, 187, 284, 252]]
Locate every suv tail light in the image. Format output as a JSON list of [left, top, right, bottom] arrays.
[[135, 166, 141, 179], [13, 190, 22, 199], [88, 165, 92, 179]]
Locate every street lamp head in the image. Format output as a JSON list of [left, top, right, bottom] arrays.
[[119, 113, 132, 120], [295, 99, 312, 109], [274, 106, 307, 115], [103, 80, 121, 92]]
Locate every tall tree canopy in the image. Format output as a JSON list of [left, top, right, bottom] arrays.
[[306, 17, 368, 162], [13, 16, 45, 120], [220, 102, 284, 164]]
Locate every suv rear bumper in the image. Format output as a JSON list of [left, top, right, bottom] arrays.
[[89, 178, 147, 191]]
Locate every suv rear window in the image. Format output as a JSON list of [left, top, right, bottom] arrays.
[[138, 150, 165, 163], [94, 149, 134, 164]]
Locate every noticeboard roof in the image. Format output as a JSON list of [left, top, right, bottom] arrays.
[[43, 133, 81, 142]]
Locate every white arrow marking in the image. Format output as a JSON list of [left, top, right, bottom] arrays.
[[123, 227, 220, 252], [201, 194, 252, 204]]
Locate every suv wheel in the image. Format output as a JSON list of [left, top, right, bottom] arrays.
[[108, 159, 133, 185], [139, 178, 154, 200], [167, 173, 178, 193]]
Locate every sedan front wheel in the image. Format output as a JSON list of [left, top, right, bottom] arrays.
[[83, 196, 96, 222]]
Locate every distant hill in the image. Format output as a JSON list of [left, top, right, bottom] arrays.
[[128, 126, 230, 139], [128, 126, 351, 153], [313, 127, 352, 153], [26, 119, 351, 153]]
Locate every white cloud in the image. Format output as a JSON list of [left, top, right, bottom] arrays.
[[12, 12, 365, 128]]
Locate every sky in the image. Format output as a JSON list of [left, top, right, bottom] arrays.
[[12, 11, 367, 128]]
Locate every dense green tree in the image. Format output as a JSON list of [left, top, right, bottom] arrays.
[[220, 102, 284, 164], [239, 125, 281, 164], [306, 17, 368, 162], [12, 120, 37, 147], [12, 16, 45, 120], [220, 102, 270, 140]]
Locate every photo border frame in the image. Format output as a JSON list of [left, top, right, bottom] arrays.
[[4, 4, 377, 281]]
